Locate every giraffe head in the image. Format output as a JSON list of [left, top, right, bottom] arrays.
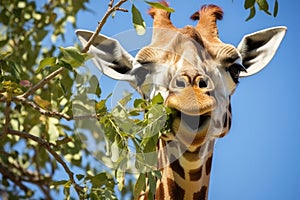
[[76, 3, 286, 151]]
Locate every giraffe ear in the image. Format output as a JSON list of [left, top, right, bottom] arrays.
[[237, 26, 287, 77], [76, 30, 136, 83]]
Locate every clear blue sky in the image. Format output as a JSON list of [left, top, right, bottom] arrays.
[[68, 0, 299, 199]]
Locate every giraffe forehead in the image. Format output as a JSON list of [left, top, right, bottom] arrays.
[[136, 27, 206, 63], [135, 39, 213, 75]]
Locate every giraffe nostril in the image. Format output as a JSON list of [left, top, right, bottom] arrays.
[[198, 79, 207, 88], [176, 79, 186, 88]]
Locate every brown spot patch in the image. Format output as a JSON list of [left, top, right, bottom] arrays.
[[156, 182, 164, 199], [205, 155, 213, 176], [167, 178, 185, 200], [170, 154, 185, 179], [189, 166, 203, 181], [193, 186, 207, 200]]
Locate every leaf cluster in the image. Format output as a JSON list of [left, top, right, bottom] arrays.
[[244, 0, 279, 21], [91, 92, 174, 199]]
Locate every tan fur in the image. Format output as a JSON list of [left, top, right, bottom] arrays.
[[166, 86, 215, 116], [148, 0, 177, 31], [192, 5, 223, 44]]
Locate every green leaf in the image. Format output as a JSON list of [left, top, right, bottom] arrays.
[[274, 0, 279, 17], [0, 51, 11, 60], [131, 4, 146, 35], [244, 0, 255, 9], [37, 57, 57, 73], [64, 180, 72, 188], [76, 174, 85, 181], [134, 98, 147, 109], [51, 180, 68, 187], [118, 93, 132, 107], [134, 173, 146, 199], [246, 6, 256, 21], [59, 46, 92, 68], [33, 29, 48, 43], [55, 137, 72, 146], [11, 63, 21, 81], [116, 169, 125, 191], [148, 172, 156, 200], [256, 0, 271, 15], [145, 1, 175, 13], [88, 75, 101, 97], [151, 93, 164, 105], [63, 181, 71, 198], [86, 172, 114, 188]]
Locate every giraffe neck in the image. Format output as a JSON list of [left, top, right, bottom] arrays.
[[155, 138, 215, 200]]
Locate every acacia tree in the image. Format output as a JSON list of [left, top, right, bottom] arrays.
[[0, 0, 278, 199]]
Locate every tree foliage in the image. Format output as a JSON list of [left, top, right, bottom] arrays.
[[0, 0, 279, 199], [244, 0, 279, 21]]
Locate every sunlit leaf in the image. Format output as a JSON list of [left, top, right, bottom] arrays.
[[134, 173, 146, 199], [34, 95, 51, 109], [59, 46, 92, 68], [256, 0, 271, 15], [151, 93, 164, 105], [0, 51, 11, 59], [145, 1, 175, 13], [51, 180, 68, 187], [118, 93, 132, 107], [116, 169, 125, 191], [37, 57, 57, 73], [131, 4, 146, 35]]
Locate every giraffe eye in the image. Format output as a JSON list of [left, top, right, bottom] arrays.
[[176, 79, 186, 88], [227, 64, 247, 84]]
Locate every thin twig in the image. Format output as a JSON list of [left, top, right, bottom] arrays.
[[108, 0, 115, 9], [8, 129, 83, 198], [13, 96, 73, 121], [0, 161, 52, 199], [81, 0, 128, 53], [20, 67, 65, 98], [116, 7, 128, 12], [73, 114, 98, 120], [0, 164, 29, 192], [19, 1, 128, 98]]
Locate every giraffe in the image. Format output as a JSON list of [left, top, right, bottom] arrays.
[[76, 2, 286, 200]]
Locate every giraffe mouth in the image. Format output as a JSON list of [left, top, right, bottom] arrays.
[[176, 111, 211, 131], [171, 111, 212, 149]]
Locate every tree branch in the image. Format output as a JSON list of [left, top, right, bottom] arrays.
[[20, 67, 66, 98], [18, 0, 128, 99], [0, 163, 29, 193], [0, 160, 52, 199], [108, 0, 115, 9], [81, 0, 128, 53], [12, 96, 72, 120], [7, 129, 83, 198]]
